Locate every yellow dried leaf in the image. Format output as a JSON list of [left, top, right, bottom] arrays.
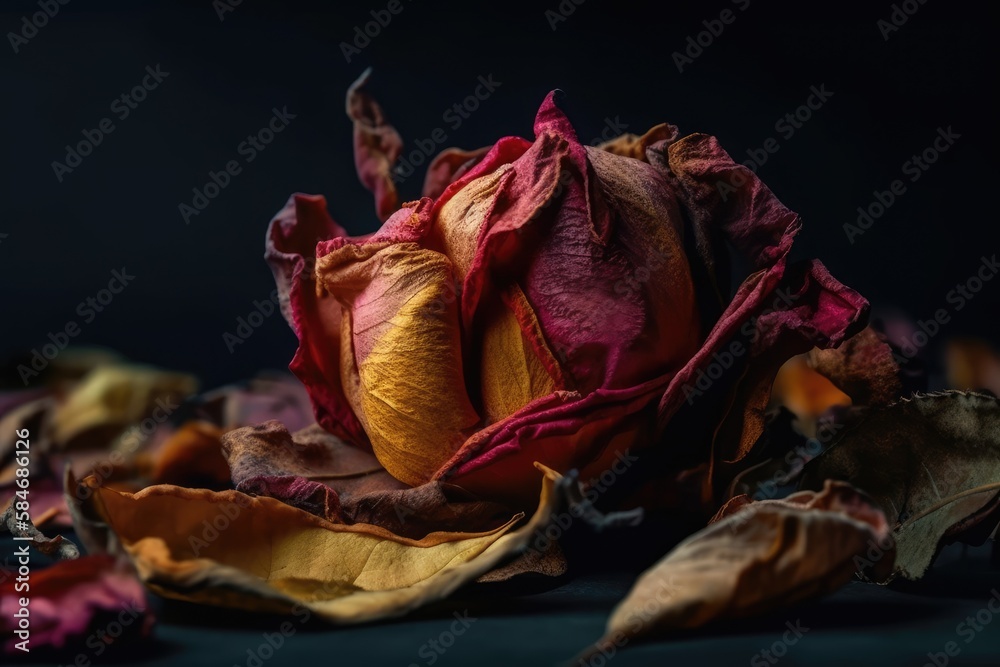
[[82, 464, 563, 623]]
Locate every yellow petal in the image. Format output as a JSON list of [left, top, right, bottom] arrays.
[[320, 242, 480, 486], [479, 285, 563, 425]]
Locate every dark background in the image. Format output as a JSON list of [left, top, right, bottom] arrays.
[[2, 2, 1000, 666], [2, 0, 998, 389]]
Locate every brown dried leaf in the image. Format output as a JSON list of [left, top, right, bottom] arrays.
[[1, 502, 80, 559], [807, 326, 902, 406], [582, 480, 890, 657], [799, 390, 1000, 580]]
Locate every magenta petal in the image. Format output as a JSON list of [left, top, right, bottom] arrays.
[[1, 556, 150, 654], [266, 194, 368, 446]]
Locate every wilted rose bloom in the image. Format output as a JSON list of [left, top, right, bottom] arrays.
[[265, 72, 867, 510]]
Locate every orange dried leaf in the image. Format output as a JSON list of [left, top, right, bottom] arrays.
[[81, 465, 565, 623]]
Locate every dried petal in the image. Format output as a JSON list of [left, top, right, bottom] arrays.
[[581, 481, 890, 658], [347, 68, 402, 221], [0, 555, 150, 654], [807, 326, 903, 406]]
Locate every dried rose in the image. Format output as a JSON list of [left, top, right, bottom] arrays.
[[265, 74, 867, 510]]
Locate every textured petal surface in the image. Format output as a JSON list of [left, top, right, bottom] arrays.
[[317, 215, 481, 486], [266, 193, 367, 445]]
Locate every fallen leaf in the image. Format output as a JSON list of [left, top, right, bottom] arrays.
[[77, 464, 567, 623], [194, 374, 315, 432], [581, 480, 890, 659], [221, 420, 407, 521], [51, 364, 197, 449], [799, 390, 1000, 580]]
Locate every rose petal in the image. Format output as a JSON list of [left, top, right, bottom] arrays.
[[807, 326, 903, 406], [347, 68, 402, 221], [316, 231, 481, 487], [266, 193, 367, 446], [580, 480, 891, 660], [421, 146, 491, 200], [1, 555, 150, 653]]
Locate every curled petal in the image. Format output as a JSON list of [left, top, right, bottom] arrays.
[[317, 234, 480, 486], [422, 146, 491, 201], [347, 68, 402, 221], [808, 326, 903, 406], [266, 194, 368, 446]]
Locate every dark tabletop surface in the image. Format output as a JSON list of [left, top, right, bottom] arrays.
[[4, 535, 999, 667]]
